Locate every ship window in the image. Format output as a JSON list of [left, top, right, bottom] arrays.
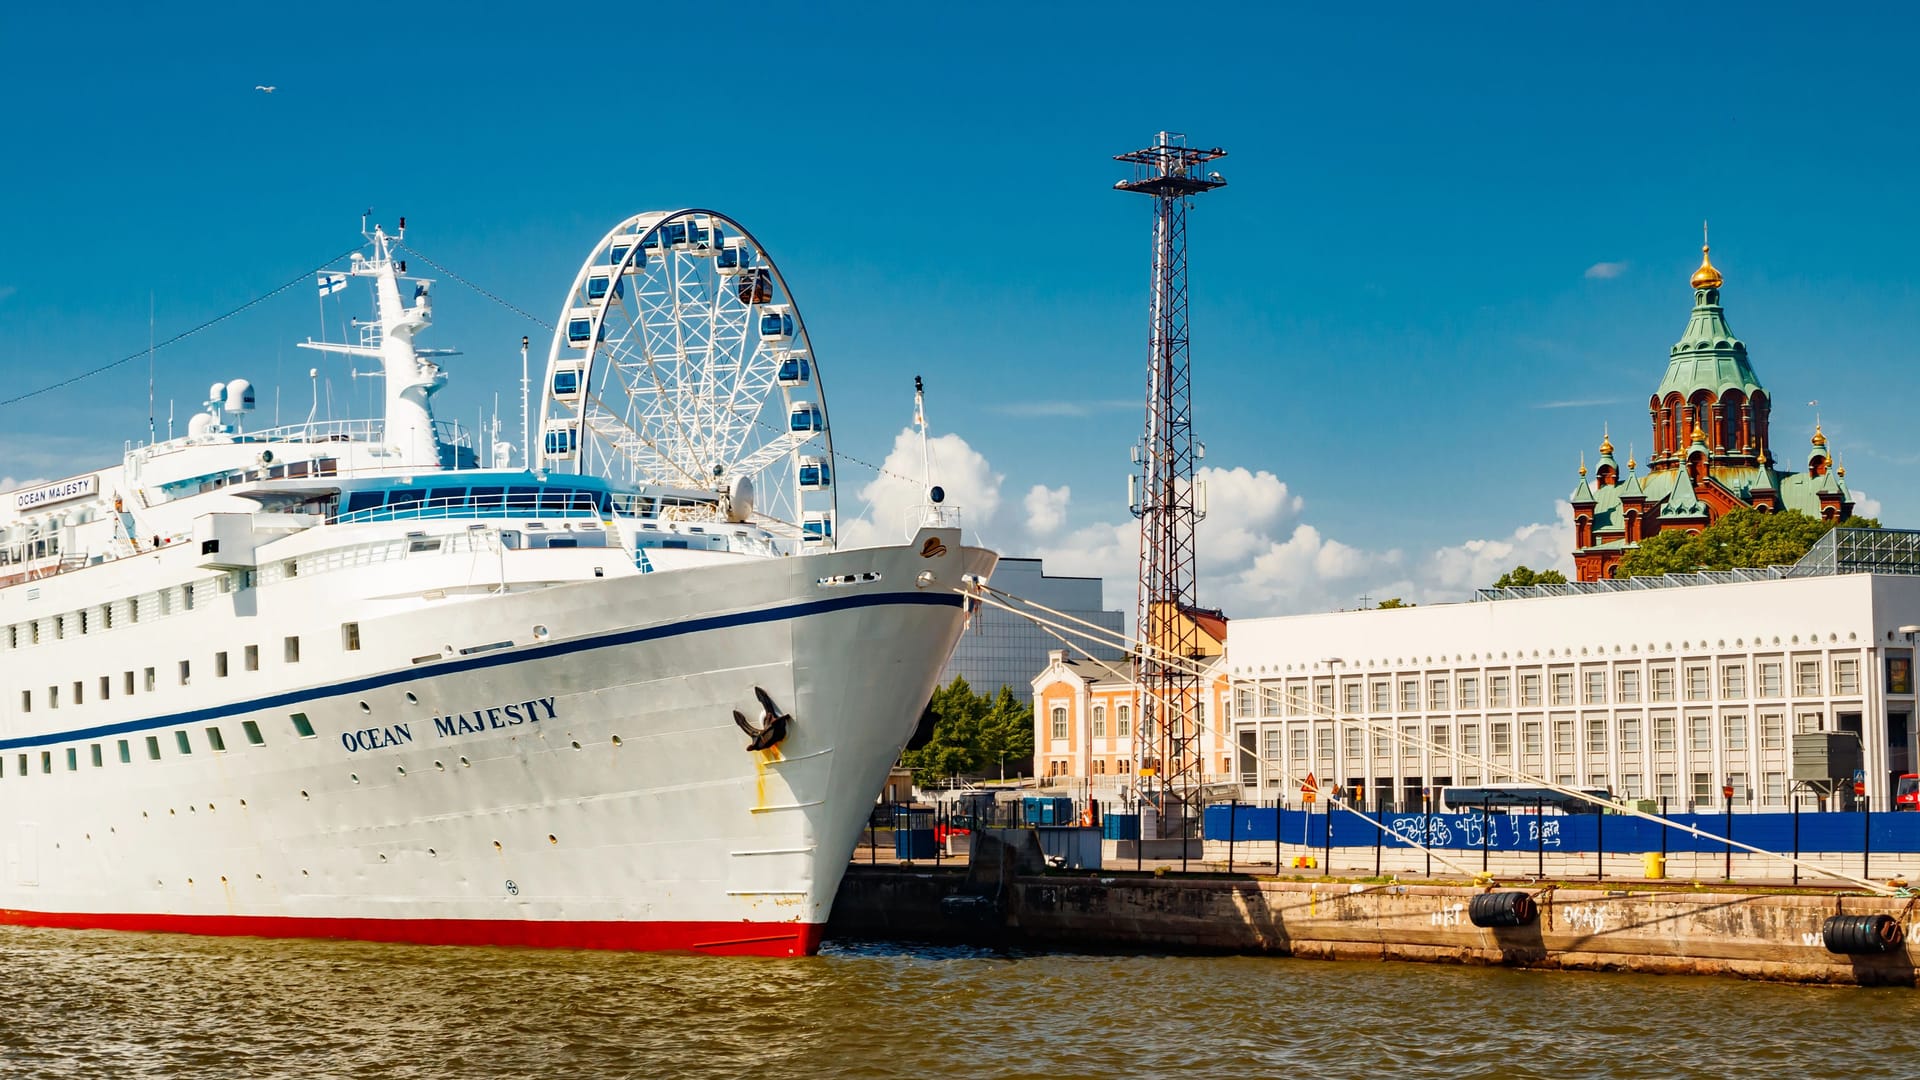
[[428, 488, 466, 513], [506, 487, 539, 511], [175, 731, 192, 755], [73, 681, 82, 705], [387, 489, 426, 510], [206, 727, 227, 752], [90, 744, 102, 768], [18, 690, 27, 713], [144, 667, 156, 692], [99, 676, 110, 701], [123, 671, 134, 695], [242, 720, 264, 746], [285, 636, 301, 663], [117, 739, 130, 764], [291, 712, 316, 738], [178, 660, 190, 686], [41, 751, 51, 774], [66, 748, 77, 771], [15, 754, 24, 776], [215, 651, 229, 677], [342, 622, 361, 651], [344, 490, 384, 516], [469, 486, 504, 511], [145, 736, 160, 760], [245, 645, 258, 672], [48, 685, 57, 709]]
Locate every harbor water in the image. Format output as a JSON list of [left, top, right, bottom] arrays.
[[0, 927, 1908, 1079]]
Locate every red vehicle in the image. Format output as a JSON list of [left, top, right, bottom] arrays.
[[1896, 774, 1919, 811]]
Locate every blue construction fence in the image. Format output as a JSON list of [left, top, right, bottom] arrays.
[[1202, 803, 1920, 854]]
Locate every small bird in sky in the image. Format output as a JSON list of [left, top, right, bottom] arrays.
[[254, 85, 276, 93]]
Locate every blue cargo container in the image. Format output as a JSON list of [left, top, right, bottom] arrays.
[[1103, 813, 1141, 841], [1022, 796, 1075, 826], [894, 828, 937, 860]]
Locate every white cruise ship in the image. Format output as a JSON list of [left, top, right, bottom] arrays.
[[0, 213, 993, 956]]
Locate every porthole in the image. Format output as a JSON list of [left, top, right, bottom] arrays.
[[405, 691, 419, 705], [396, 766, 407, 777], [434, 760, 445, 772], [359, 701, 372, 713], [548, 834, 558, 845], [428, 848, 437, 857], [220, 876, 228, 884], [302, 869, 309, 876], [611, 735, 623, 748], [300, 790, 310, 800], [239, 799, 247, 807], [570, 740, 582, 751], [378, 853, 388, 862], [350, 773, 360, 785], [493, 840, 502, 851], [460, 756, 471, 768], [532, 624, 550, 641]]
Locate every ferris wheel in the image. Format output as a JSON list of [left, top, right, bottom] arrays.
[[538, 209, 836, 547]]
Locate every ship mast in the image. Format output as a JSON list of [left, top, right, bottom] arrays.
[[299, 217, 454, 468]]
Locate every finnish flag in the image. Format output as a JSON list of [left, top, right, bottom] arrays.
[[318, 272, 348, 297]]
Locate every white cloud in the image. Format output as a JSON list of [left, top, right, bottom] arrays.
[[838, 429, 1003, 550], [1415, 503, 1577, 598], [1584, 261, 1629, 280], [1851, 488, 1884, 519], [839, 435, 1580, 626], [1024, 484, 1070, 537]]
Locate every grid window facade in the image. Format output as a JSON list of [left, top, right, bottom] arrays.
[[1651, 667, 1675, 702], [1521, 674, 1542, 707], [1551, 672, 1573, 706], [1617, 669, 1641, 703], [1794, 661, 1821, 697], [1722, 714, 1747, 751], [1458, 677, 1479, 708], [1688, 714, 1712, 752], [1583, 670, 1605, 705], [1834, 658, 1860, 695], [1685, 666, 1709, 701], [1489, 675, 1511, 708], [1722, 664, 1746, 699]]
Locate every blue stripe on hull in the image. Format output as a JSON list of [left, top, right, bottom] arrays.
[[0, 591, 963, 751]]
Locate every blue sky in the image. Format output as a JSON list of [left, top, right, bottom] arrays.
[[1, 4, 1913, 614]]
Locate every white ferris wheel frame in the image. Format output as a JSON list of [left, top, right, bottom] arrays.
[[538, 208, 836, 545]]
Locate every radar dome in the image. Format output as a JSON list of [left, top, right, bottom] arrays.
[[224, 379, 255, 413], [188, 412, 217, 438]]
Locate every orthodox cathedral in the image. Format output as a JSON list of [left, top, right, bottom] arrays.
[[1570, 241, 1857, 581]]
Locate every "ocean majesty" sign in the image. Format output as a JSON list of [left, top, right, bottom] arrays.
[[14, 475, 98, 510]]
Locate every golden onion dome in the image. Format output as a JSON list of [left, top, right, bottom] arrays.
[[1691, 243, 1722, 290], [1599, 432, 1615, 455], [1812, 423, 1827, 447]]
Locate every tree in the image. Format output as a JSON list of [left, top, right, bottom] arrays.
[[1616, 508, 1881, 578], [900, 676, 990, 783], [976, 685, 1035, 781], [1492, 565, 1569, 588], [1376, 598, 1415, 609]]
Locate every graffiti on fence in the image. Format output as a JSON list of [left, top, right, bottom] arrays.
[[1386, 813, 1562, 850]]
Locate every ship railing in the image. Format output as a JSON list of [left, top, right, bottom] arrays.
[[903, 504, 964, 537], [332, 490, 609, 526], [234, 418, 474, 450]]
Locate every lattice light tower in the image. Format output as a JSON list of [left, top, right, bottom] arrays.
[[1117, 132, 1225, 848]]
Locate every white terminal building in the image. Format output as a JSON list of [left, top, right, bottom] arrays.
[[1227, 529, 1920, 813]]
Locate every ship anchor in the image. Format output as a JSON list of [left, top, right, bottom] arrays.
[[733, 686, 792, 752]]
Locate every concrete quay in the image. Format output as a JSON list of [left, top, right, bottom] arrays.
[[829, 832, 1920, 986]]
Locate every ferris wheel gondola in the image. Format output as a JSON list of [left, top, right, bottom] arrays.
[[538, 209, 836, 547]]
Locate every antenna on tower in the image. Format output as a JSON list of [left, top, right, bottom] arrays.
[[520, 335, 531, 468], [1116, 130, 1226, 870]]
